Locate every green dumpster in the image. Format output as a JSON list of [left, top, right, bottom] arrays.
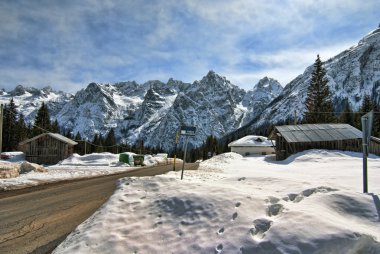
[[119, 153, 132, 165], [133, 155, 145, 166]]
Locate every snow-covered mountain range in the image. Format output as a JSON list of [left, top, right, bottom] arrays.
[[0, 72, 282, 150], [247, 27, 380, 131]]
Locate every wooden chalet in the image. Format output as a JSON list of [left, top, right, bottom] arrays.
[[19, 133, 77, 165], [269, 124, 380, 160]]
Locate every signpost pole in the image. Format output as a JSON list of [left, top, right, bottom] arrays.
[[362, 117, 368, 193], [181, 136, 189, 180], [361, 111, 373, 193], [173, 130, 178, 171], [179, 125, 196, 180]]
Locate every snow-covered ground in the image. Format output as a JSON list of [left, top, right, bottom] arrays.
[[0, 152, 169, 191], [53, 150, 380, 254]]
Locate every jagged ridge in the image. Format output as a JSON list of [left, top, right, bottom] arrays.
[[0, 72, 283, 151]]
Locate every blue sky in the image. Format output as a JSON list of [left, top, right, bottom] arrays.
[[0, 0, 379, 92]]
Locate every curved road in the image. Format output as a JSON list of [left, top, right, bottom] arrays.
[[0, 163, 199, 254]]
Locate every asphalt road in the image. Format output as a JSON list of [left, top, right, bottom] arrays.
[[0, 163, 199, 254]]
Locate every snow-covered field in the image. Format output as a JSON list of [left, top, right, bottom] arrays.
[[53, 150, 380, 254], [0, 153, 169, 191]]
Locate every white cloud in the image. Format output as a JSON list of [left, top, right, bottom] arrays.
[[0, 0, 379, 92], [221, 40, 358, 89]]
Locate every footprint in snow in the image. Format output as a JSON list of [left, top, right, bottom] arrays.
[[250, 218, 273, 240], [266, 203, 284, 217], [235, 202, 241, 208], [238, 177, 246, 181], [231, 212, 238, 221], [282, 186, 338, 203], [217, 227, 225, 235], [215, 244, 223, 253]]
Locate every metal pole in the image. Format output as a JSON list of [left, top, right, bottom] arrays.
[[0, 104, 3, 155], [173, 130, 178, 171], [362, 117, 368, 193], [181, 136, 189, 180], [294, 109, 297, 125], [84, 140, 87, 155]]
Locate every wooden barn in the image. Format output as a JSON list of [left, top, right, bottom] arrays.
[[19, 133, 77, 165], [268, 124, 380, 160]]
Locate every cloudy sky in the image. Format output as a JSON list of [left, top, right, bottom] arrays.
[[0, 0, 379, 92]]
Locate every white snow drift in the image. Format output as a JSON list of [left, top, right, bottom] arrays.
[[54, 150, 380, 254]]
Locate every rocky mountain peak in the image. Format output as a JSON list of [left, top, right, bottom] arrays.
[[197, 70, 235, 91], [41, 86, 53, 94], [10, 85, 41, 96], [10, 85, 26, 96], [253, 77, 283, 94], [86, 82, 102, 92]]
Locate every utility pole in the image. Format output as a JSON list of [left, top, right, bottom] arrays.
[[0, 104, 3, 155]]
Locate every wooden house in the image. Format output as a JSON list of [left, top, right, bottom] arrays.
[[268, 124, 380, 160], [19, 133, 77, 165]]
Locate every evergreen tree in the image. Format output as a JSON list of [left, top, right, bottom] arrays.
[[105, 128, 116, 153], [91, 134, 99, 153], [51, 119, 60, 133], [373, 103, 380, 137], [74, 132, 84, 155], [33, 102, 51, 136], [64, 129, 73, 139], [3, 99, 19, 151], [74, 132, 82, 141], [202, 135, 219, 160], [360, 94, 373, 113], [17, 113, 29, 144], [354, 94, 374, 129], [92, 133, 104, 153], [304, 55, 335, 123], [339, 102, 354, 126]]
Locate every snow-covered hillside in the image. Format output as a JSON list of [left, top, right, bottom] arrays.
[[53, 150, 380, 253], [250, 27, 380, 130], [0, 73, 282, 151]]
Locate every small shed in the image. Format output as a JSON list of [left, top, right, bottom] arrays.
[[228, 135, 275, 156], [19, 133, 77, 165], [268, 124, 366, 160]]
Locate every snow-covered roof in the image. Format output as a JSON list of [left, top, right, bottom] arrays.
[[228, 135, 274, 147], [19, 133, 78, 146]]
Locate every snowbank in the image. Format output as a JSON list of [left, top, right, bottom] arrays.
[[0, 152, 176, 190], [58, 153, 124, 166], [59, 153, 169, 167], [54, 150, 380, 253]]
